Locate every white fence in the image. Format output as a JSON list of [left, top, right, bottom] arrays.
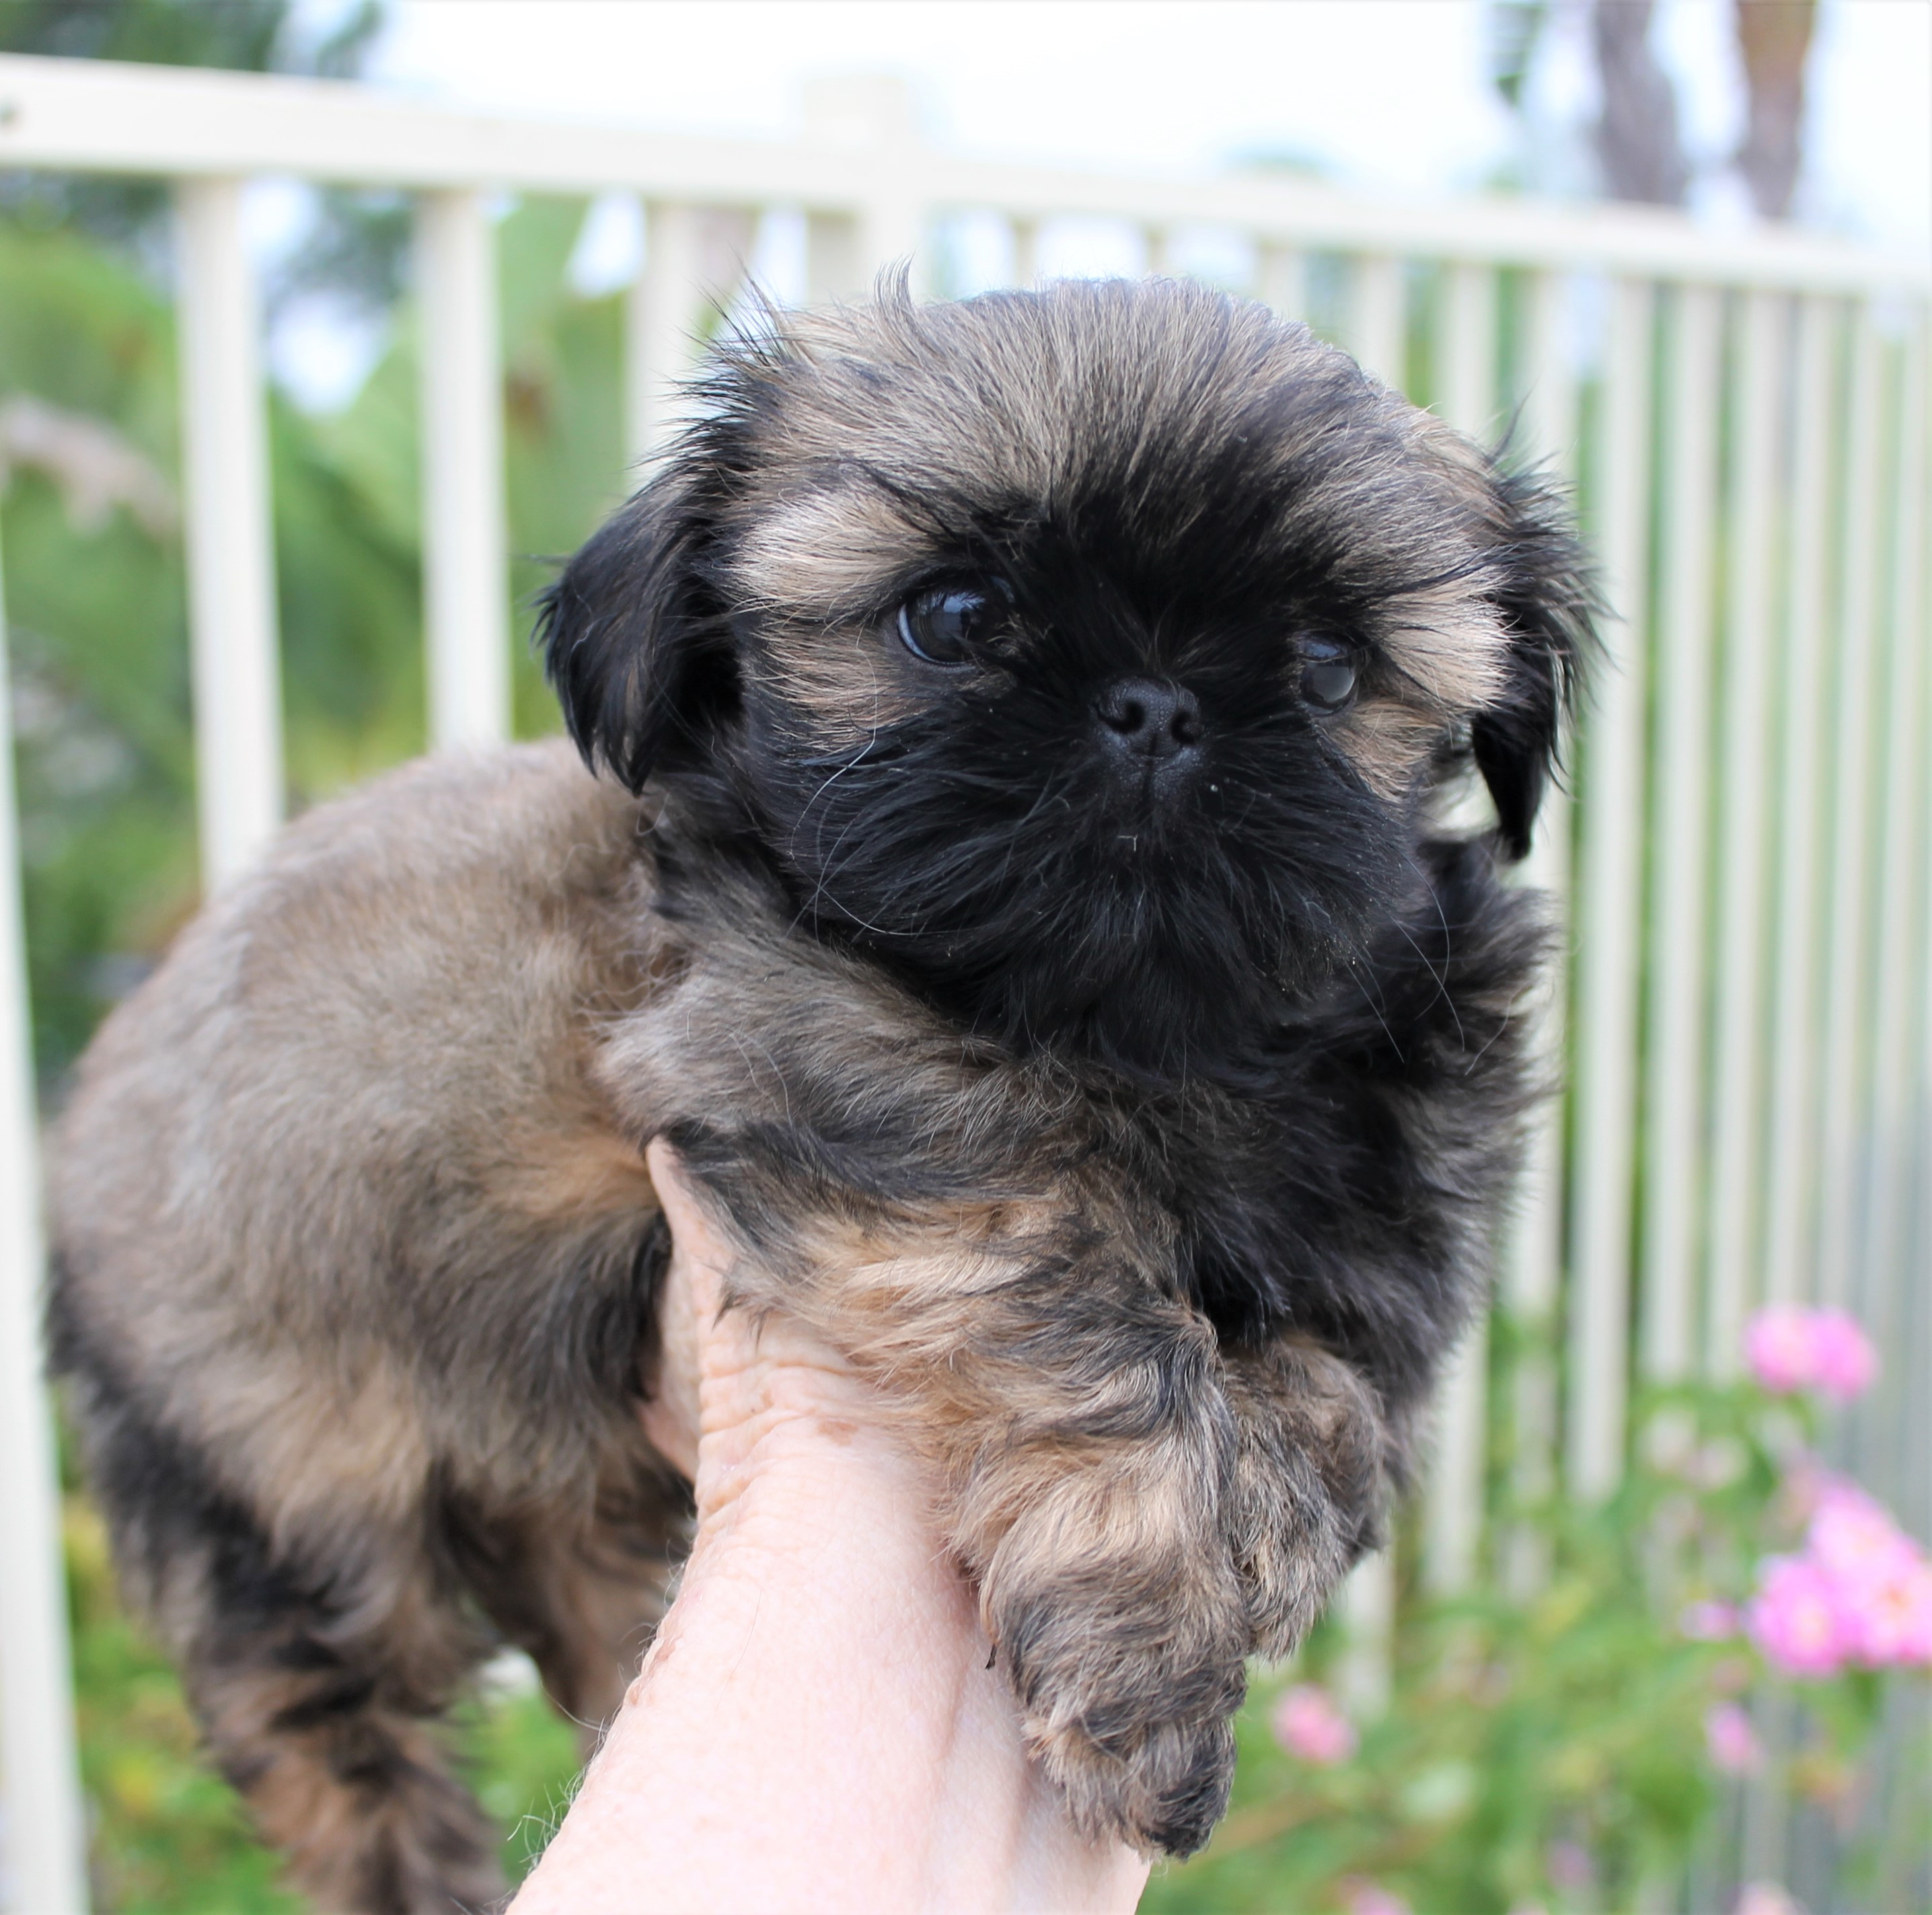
[[1, 52, 1928, 1912]]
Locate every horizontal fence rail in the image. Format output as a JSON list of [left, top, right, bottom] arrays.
[[1, 51, 1929, 1914]]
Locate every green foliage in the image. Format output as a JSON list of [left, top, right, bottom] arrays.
[[3, 194, 632, 1080], [0, 1, 383, 260]]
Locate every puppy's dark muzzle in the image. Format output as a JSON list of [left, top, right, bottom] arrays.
[[1092, 677, 1202, 772]]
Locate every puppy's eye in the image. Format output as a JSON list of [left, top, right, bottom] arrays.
[[1298, 638, 1358, 713], [897, 586, 992, 666]]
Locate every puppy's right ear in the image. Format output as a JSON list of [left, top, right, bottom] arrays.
[[536, 461, 733, 793]]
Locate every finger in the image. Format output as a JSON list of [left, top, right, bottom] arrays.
[[645, 1138, 735, 1317]]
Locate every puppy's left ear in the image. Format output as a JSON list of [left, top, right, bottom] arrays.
[[535, 453, 735, 793], [1471, 462, 1598, 860]]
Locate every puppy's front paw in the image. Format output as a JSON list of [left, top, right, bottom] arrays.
[[979, 1491, 1251, 1857], [1224, 1339, 1388, 1659]]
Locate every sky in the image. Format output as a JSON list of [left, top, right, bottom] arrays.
[[272, 0, 1932, 406], [359, 0, 1931, 250]]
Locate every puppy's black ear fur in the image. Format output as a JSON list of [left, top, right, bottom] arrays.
[[535, 453, 734, 794], [1472, 461, 1598, 860]]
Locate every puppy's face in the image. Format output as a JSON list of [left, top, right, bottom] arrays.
[[542, 281, 1590, 1075]]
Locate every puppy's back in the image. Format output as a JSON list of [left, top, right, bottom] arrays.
[[50, 740, 665, 1528]]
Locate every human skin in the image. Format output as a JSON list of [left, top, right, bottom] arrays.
[[509, 1140, 1152, 1915]]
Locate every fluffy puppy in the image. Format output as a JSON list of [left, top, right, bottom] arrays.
[[48, 278, 1592, 1914]]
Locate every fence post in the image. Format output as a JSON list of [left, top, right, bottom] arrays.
[[1425, 260, 1501, 1597], [1255, 243, 1306, 323], [1639, 283, 1722, 1382], [802, 77, 922, 294], [1863, 326, 1932, 1334], [1762, 296, 1840, 1306], [174, 176, 283, 889], [1009, 217, 1039, 289], [1349, 254, 1405, 389], [1814, 305, 1887, 1310], [416, 187, 509, 751], [1567, 276, 1655, 1499], [626, 201, 702, 469], [1501, 268, 1577, 1595], [1705, 291, 1785, 1375], [0, 529, 90, 1913]]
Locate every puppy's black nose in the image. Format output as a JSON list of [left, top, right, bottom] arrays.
[[1092, 678, 1201, 763]]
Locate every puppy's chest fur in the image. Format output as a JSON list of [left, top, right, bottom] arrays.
[[631, 796, 1544, 1435]]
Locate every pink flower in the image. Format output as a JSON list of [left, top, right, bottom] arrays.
[[1748, 1556, 1848, 1676], [1801, 1478, 1932, 1667], [1734, 1885, 1806, 1915], [1839, 1551, 1932, 1667], [1546, 1841, 1594, 1892], [1339, 1879, 1412, 1915], [1705, 1701, 1762, 1774], [1746, 1305, 1817, 1392], [1680, 1599, 1740, 1641], [1269, 1683, 1357, 1764], [1808, 1310, 1877, 1400], [1743, 1306, 1877, 1399]]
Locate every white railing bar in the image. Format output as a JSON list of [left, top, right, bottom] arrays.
[[1143, 226, 1172, 277], [625, 201, 705, 470], [3, 56, 1923, 297], [1424, 260, 1500, 1595], [1440, 259, 1499, 440], [0, 535, 91, 1914], [416, 188, 509, 750], [1567, 277, 1653, 1497], [1813, 307, 1887, 1308], [860, 196, 924, 291], [1424, 1322, 1488, 1595], [1501, 268, 1575, 1595], [805, 211, 864, 305], [1256, 243, 1306, 323], [1333, 1549, 1395, 1720], [1864, 326, 1931, 1302], [1639, 283, 1722, 1380], [175, 176, 284, 888], [1008, 216, 1039, 291], [1520, 270, 1577, 480], [1350, 255, 1405, 391], [1705, 291, 1785, 1376], [1762, 296, 1838, 1305]]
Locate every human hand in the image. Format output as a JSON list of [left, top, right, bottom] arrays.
[[510, 1141, 1150, 1914]]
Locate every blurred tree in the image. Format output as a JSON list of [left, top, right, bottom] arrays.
[[1496, 3, 1822, 221], [1591, 0, 1690, 206], [0, 0, 404, 308], [1734, 0, 1817, 218], [1487, 0, 1549, 113]]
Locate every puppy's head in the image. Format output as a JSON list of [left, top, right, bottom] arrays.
[[540, 280, 1592, 1076]]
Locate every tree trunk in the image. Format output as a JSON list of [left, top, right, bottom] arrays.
[[1734, 0, 1816, 219], [1592, 0, 1691, 206]]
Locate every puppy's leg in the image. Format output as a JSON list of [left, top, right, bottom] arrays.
[[444, 1466, 690, 1745], [184, 1555, 500, 1915], [1220, 1337, 1390, 1661], [73, 1399, 500, 1915]]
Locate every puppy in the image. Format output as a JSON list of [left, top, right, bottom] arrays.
[[48, 278, 1592, 1914]]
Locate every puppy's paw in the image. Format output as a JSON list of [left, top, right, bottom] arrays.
[[1224, 1339, 1388, 1660], [1037, 1702, 1238, 1860], [984, 1528, 1251, 1856]]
